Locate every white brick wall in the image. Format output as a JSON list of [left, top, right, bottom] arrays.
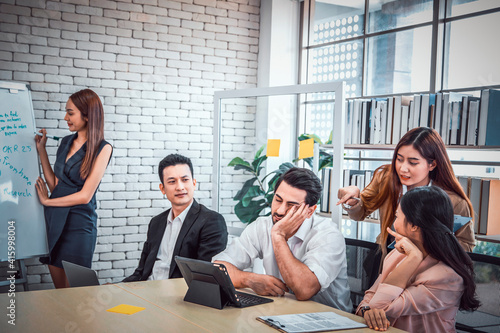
[[0, 0, 260, 290]]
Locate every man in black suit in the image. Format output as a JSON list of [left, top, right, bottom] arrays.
[[123, 154, 227, 281]]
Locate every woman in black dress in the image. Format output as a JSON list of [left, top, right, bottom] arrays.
[[35, 89, 112, 288]]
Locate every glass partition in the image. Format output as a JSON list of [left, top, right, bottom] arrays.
[[212, 83, 346, 228]]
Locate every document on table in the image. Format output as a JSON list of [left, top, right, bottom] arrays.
[[257, 311, 367, 333]]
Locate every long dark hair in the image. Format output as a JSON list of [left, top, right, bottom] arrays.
[[400, 186, 480, 311], [69, 89, 105, 179], [364, 127, 473, 251]]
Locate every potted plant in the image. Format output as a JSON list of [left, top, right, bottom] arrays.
[[227, 145, 294, 224]]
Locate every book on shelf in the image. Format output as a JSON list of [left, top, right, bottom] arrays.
[[456, 176, 500, 235], [344, 89, 497, 147], [345, 100, 353, 145], [379, 99, 388, 145], [351, 99, 362, 144], [469, 177, 482, 234], [428, 104, 435, 128], [460, 96, 470, 146], [392, 96, 402, 144], [361, 100, 371, 144], [441, 93, 451, 143], [479, 178, 500, 235], [385, 96, 394, 144], [400, 104, 409, 138], [420, 94, 435, 128], [320, 168, 332, 213], [369, 99, 386, 144], [449, 101, 462, 145], [410, 94, 421, 130], [467, 100, 480, 146], [478, 89, 500, 146], [434, 92, 443, 135]]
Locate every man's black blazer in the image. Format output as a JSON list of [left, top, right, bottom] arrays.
[[123, 199, 227, 281]]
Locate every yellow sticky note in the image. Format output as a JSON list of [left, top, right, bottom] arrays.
[[298, 138, 315, 159], [266, 139, 281, 157], [107, 304, 145, 315]]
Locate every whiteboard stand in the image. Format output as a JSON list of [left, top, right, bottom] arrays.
[[0, 259, 29, 291]]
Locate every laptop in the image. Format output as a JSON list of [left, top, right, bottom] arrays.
[[62, 260, 100, 287], [175, 256, 273, 309]]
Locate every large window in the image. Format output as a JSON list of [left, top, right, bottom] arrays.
[[300, 0, 500, 97], [299, 0, 500, 250]]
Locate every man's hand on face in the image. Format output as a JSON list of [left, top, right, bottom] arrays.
[[271, 203, 310, 241]]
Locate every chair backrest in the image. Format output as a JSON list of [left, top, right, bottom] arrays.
[[455, 252, 500, 332], [62, 260, 100, 287], [344, 238, 381, 312]]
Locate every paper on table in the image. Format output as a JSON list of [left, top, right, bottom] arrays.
[[106, 304, 145, 315], [267, 139, 281, 157], [298, 138, 314, 159], [257, 311, 367, 333]]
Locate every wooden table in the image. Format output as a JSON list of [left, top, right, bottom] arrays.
[[0, 279, 406, 332], [0, 283, 206, 333]]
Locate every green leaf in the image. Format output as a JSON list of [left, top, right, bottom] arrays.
[[266, 162, 294, 192], [325, 130, 333, 145], [252, 155, 267, 173], [278, 162, 295, 172], [228, 157, 250, 167], [302, 157, 313, 169], [234, 164, 255, 173], [254, 144, 266, 160], [234, 199, 268, 223], [298, 133, 323, 144], [234, 177, 258, 201], [265, 192, 275, 205], [319, 156, 333, 170], [242, 186, 266, 207]]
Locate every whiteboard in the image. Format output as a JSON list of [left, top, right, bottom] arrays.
[[0, 81, 48, 261]]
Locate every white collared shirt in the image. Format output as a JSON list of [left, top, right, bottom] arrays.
[[212, 215, 352, 312], [149, 201, 193, 281]]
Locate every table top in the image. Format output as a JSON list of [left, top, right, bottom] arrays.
[[0, 278, 406, 333]]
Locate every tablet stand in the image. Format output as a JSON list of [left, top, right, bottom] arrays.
[[183, 279, 230, 309]]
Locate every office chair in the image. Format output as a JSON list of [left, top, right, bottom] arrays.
[[456, 252, 500, 333], [344, 238, 381, 312]]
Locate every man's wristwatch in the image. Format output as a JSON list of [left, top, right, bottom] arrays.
[[360, 305, 371, 316]]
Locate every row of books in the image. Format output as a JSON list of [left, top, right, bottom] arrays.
[[320, 168, 379, 221], [321, 168, 499, 236], [458, 176, 500, 236], [344, 89, 500, 146]]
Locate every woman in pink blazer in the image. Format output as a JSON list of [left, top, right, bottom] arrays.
[[356, 186, 480, 333]]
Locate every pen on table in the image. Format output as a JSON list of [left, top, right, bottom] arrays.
[[35, 132, 61, 141]]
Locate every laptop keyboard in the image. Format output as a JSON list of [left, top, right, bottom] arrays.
[[235, 291, 273, 307]]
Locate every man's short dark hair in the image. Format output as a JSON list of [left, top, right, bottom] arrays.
[[274, 167, 322, 206], [158, 154, 194, 184]]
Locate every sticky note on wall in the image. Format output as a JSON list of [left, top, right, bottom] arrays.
[[266, 139, 281, 157], [298, 138, 314, 159]]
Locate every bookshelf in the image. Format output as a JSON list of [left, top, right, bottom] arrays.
[[315, 91, 500, 245]]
